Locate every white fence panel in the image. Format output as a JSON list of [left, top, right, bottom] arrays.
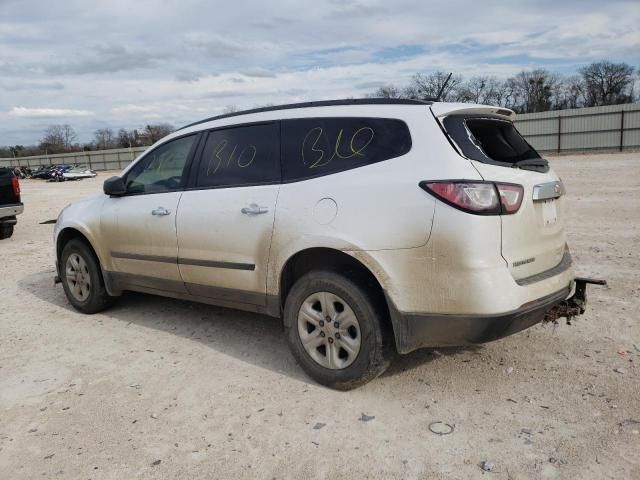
[[513, 103, 640, 153]]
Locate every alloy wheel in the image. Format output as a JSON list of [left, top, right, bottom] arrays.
[[65, 253, 91, 302], [297, 291, 361, 369]]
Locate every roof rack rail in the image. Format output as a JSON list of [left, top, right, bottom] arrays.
[[179, 97, 435, 130]]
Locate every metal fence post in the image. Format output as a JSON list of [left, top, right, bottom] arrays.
[[619, 110, 625, 152], [557, 115, 562, 154]]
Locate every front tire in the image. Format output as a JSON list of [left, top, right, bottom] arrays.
[[60, 238, 115, 314], [283, 270, 393, 390]]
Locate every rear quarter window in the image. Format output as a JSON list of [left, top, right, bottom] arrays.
[[281, 117, 411, 182]]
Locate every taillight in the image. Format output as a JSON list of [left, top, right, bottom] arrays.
[[11, 176, 20, 202], [496, 183, 523, 214], [420, 181, 523, 215]]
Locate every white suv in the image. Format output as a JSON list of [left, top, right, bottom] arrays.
[[54, 99, 603, 389]]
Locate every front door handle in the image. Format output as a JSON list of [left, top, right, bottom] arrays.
[[241, 203, 269, 215], [151, 207, 171, 216]]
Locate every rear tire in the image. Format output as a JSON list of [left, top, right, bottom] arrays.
[[0, 224, 14, 239], [283, 270, 393, 390], [60, 238, 115, 314]]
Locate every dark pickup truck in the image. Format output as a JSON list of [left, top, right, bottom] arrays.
[[0, 167, 23, 239]]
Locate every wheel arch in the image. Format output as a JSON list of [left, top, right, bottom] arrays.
[[277, 247, 398, 351], [56, 227, 97, 262], [56, 226, 117, 291]]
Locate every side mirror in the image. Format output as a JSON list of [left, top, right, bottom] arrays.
[[103, 176, 126, 196]]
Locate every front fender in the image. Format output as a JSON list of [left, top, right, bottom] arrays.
[[54, 194, 107, 266]]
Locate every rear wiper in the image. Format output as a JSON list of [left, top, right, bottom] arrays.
[[512, 158, 548, 171]]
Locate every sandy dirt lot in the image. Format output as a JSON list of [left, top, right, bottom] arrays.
[[0, 153, 638, 479]]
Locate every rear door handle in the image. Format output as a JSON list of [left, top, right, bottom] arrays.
[[151, 207, 171, 216], [241, 203, 269, 215]]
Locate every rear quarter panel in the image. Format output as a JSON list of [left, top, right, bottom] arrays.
[[267, 105, 484, 296], [469, 160, 568, 280]]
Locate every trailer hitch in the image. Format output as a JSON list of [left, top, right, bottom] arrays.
[[544, 277, 607, 325]]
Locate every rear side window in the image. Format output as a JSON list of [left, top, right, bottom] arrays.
[[195, 123, 280, 188], [281, 117, 411, 181], [443, 116, 548, 172]]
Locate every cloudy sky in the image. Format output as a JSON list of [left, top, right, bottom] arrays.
[[1, 0, 639, 146]]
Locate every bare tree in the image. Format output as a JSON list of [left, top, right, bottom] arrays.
[[405, 72, 463, 101], [117, 128, 133, 148], [457, 76, 487, 103], [491, 79, 516, 108], [558, 75, 586, 109], [142, 123, 174, 144], [361, 63, 636, 112], [504, 69, 561, 113], [117, 128, 150, 148], [579, 61, 635, 106], [62, 124, 77, 149], [457, 76, 506, 105], [41, 125, 64, 152], [40, 124, 77, 153], [497, 77, 523, 111], [367, 85, 404, 99], [9, 145, 24, 157], [223, 105, 239, 114], [93, 128, 115, 150]]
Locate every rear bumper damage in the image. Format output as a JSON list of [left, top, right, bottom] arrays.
[[387, 277, 606, 354], [543, 277, 607, 325]]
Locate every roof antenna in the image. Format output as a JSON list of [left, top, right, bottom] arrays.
[[435, 72, 453, 101]]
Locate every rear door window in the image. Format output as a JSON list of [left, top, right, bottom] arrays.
[[442, 115, 548, 172], [195, 122, 280, 188], [281, 117, 411, 181]]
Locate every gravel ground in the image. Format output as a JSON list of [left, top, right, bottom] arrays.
[[0, 152, 638, 479]]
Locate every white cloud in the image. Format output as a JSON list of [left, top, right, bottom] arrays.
[[0, 0, 638, 145], [8, 107, 95, 118], [111, 104, 159, 115]]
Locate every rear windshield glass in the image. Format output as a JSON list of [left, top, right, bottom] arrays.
[[442, 115, 548, 172]]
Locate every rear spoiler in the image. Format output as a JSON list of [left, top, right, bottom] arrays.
[[430, 103, 515, 120]]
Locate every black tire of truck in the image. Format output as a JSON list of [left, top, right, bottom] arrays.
[[0, 224, 14, 240]]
